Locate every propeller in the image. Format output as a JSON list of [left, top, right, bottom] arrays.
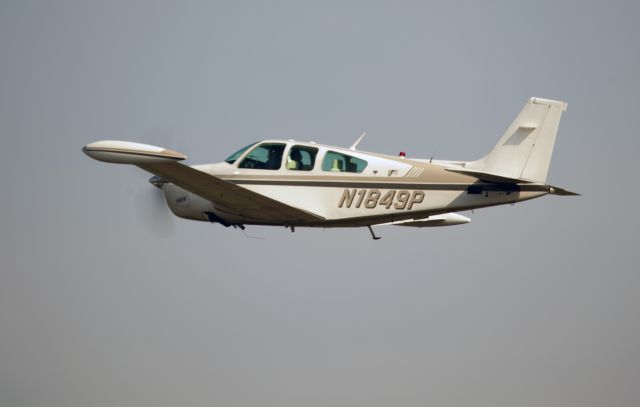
[[132, 126, 187, 237], [133, 179, 176, 237]]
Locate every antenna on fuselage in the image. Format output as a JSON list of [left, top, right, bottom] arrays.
[[349, 131, 366, 150], [429, 137, 444, 164]]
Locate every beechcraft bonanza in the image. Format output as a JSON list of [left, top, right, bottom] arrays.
[[83, 97, 578, 240]]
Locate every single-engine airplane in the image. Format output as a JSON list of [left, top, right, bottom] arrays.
[[83, 97, 578, 239]]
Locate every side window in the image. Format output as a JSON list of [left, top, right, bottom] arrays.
[[286, 145, 318, 171], [322, 151, 368, 173], [238, 143, 286, 170]]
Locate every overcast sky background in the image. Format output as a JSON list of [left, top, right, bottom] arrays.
[[1, 1, 639, 406]]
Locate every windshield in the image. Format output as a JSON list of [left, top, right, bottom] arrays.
[[238, 143, 286, 170], [224, 142, 258, 164]]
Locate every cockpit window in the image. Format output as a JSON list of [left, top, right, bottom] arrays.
[[238, 143, 286, 170], [286, 145, 318, 171], [322, 151, 367, 173], [224, 142, 258, 164]]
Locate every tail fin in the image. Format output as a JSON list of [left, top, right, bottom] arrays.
[[467, 97, 567, 183]]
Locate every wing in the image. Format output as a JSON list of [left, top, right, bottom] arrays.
[[141, 161, 322, 223], [83, 140, 323, 224]]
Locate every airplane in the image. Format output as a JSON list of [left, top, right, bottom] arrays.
[[83, 97, 578, 240]]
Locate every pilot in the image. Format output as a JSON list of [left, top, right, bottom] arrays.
[[265, 146, 282, 169]]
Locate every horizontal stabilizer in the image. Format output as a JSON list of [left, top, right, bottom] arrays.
[[549, 186, 581, 196], [445, 167, 532, 184], [384, 212, 471, 227]]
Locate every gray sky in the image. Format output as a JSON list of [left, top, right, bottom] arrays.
[[1, 1, 639, 406]]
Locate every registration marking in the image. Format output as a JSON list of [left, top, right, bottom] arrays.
[[338, 189, 424, 210]]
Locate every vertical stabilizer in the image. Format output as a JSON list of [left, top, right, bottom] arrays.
[[467, 97, 567, 183]]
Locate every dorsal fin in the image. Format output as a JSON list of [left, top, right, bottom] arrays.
[[349, 131, 366, 150]]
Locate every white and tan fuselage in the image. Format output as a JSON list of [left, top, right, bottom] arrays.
[[161, 145, 549, 227]]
